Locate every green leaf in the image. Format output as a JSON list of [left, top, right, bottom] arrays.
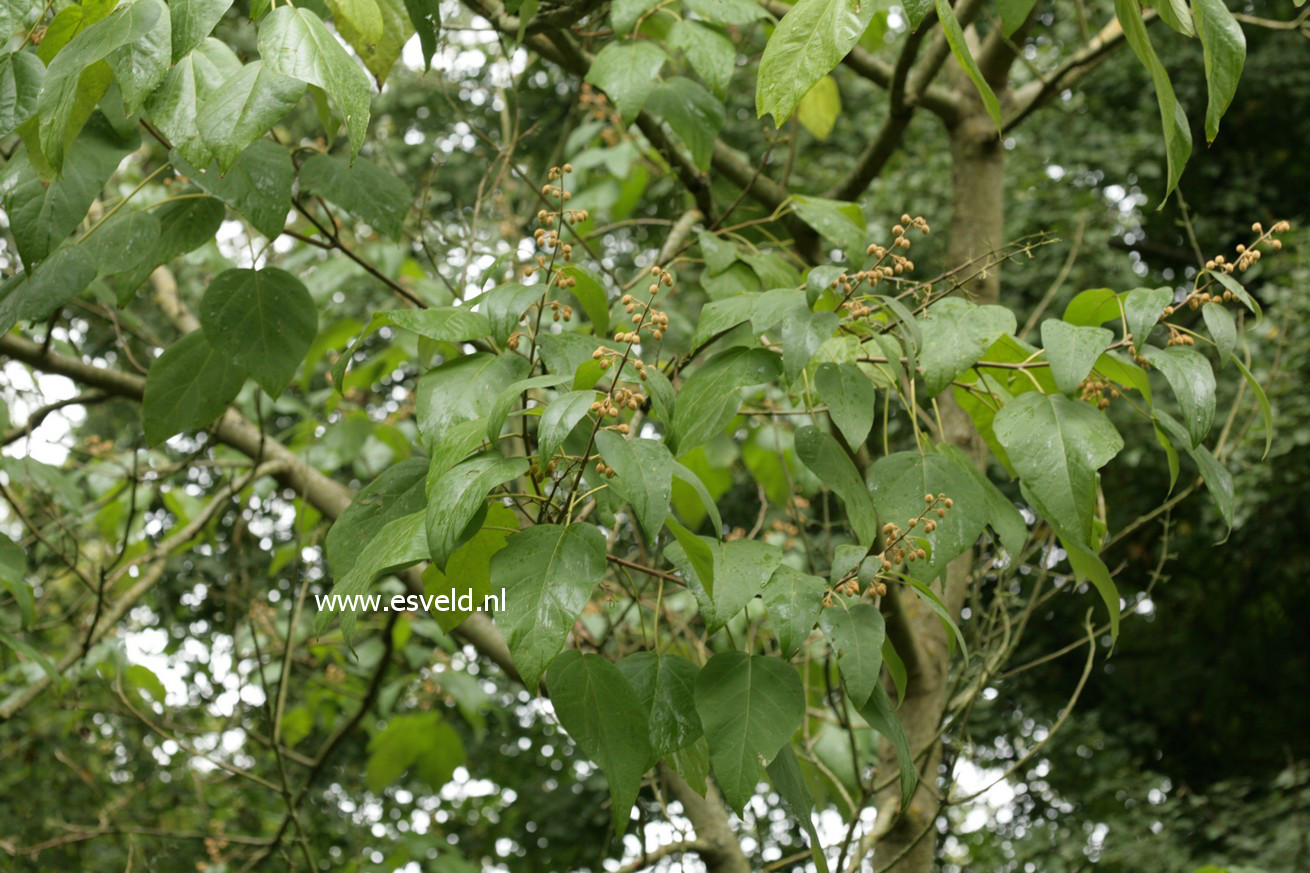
[[106, 0, 171, 114], [114, 196, 226, 300], [672, 347, 781, 455], [935, 0, 1001, 130], [666, 516, 716, 596], [595, 432, 674, 540], [198, 267, 319, 397], [176, 139, 294, 240], [867, 449, 988, 582], [668, 19, 735, 97], [258, 6, 372, 156], [548, 650, 652, 835], [478, 282, 539, 346], [684, 0, 771, 25], [584, 40, 667, 124], [918, 297, 1017, 396], [1140, 345, 1215, 448], [796, 75, 841, 141], [0, 243, 97, 335], [366, 712, 465, 792], [1206, 270, 1261, 320], [756, 0, 876, 125], [815, 361, 875, 447], [1059, 533, 1121, 640], [329, 0, 384, 46], [491, 523, 607, 689], [142, 331, 247, 445], [558, 265, 610, 338], [326, 456, 427, 580], [694, 651, 805, 812], [170, 0, 234, 60], [669, 537, 780, 632], [819, 597, 885, 707], [646, 76, 724, 172], [417, 353, 530, 439], [425, 503, 518, 632], [762, 563, 826, 659], [938, 443, 1028, 558], [1124, 286, 1173, 350], [616, 651, 703, 757], [0, 534, 34, 629], [689, 288, 800, 350], [783, 305, 839, 384], [1041, 320, 1114, 394], [882, 637, 907, 705], [1201, 303, 1236, 363], [1063, 288, 1123, 327], [670, 462, 723, 534], [0, 114, 138, 269], [795, 425, 879, 545], [332, 306, 491, 388], [897, 573, 969, 657], [537, 390, 596, 462], [993, 392, 1123, 547], [1230, 354, 1272, 459], [426, 454, 528, 570], [487, 373, 569, 443], [0, 51, 44, 139], [84, 211, 159, 278], [901, 0, 933, 29], [1156, 409, 1234, 535], [402, 0, 441, 70], [858, 685, 917, 810], [766, 745, 830, 873], [195, 61, 305, 170], [1093, 350, 1153, 404], [0, 628, 60, 684], [1153, 0, 1195, 35], [1116, 0, 1192, 201], [1192, 0, 1245, 142], [317, 510, 427, 639], [997, 0, 1038, 36], [300, 152, 411, 238], [1154, 420, 1181, 492], [791, 193, 866, 261], [38, 0, 163, 169], [145, 39, 241, 167], [610, 0, 662, 32]]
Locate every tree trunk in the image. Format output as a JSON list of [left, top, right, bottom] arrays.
[[872, 104, 1006, 873]]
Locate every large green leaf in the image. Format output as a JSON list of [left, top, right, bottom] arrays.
[[935, 0, 1001, 130], [145, 38, 241, 167], [1141, 345, 1215, 448], [918, 297, 1017, 396], [142, 331, 247, 445], [0, 243, 97, 335], [867, 449, 988, 582], [170, 0, 234, 60], [115, 195, 226, 300], [38, 0, 163, 169], [645, 76, 724, 172], [333, 0, 412, 85], [176, 139, 293, 240], [199, 267, 318, 397], [595, 431, 673, 540], [1059, 533, 1122, 639], [790, 194, 866, 261], [106, 0, 171, 114], [417, 353, 531, 439], [83, 211, 160, 279], [366, 712, 465, 792], [938, 443, 1028, 558], [331, 306, 491, 388], [756, 0, 877, 125], [1116, 0, 1192, 200], [402, 0, 441, 70], [326, 456, 428, 580], [537, 390, 596, 462], [761, 563, 826, 659], [0, 51, 44, 139], [1124, 286, 1173, 350], [0, 114, 138, 269], [195, 60, 305, 170], [766, 745, 830, 873], [668, 537, 779, 632], [1201, 303, 1236, 363], [548, 650, 652, 835], [426, 454, 528, 570], [425, 503, 518, 633], [584, 40, 667, 123], [258, 6, 372, 156], [815, 361, 875, 447], [795, 425, 879, 545], [694, 651, 805, 812], [1192, 0, 1245, 142], [316, 510, 427, 640], [616, 651, 703, 757], [858, 685, 917, 810], [782, 305, 839, 383], [819, 597, 885, 708], [1156, 409, 1234, 535], [668, 19, 735, 97], [491, 523, 607, 689], [672, 347, 781, 455], [993, 392, 1123, 546], [299, 152, 412, 238], [1041, 320, 1114, 394]]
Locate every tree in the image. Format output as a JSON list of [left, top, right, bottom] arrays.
[[0, 0, 1303, 870]]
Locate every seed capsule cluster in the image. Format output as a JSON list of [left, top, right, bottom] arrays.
[[835, 215, 931, 315], [824, 492, 956, 606], [1079, 376, 1120, 409], [1205, 220, 1291, 274]]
